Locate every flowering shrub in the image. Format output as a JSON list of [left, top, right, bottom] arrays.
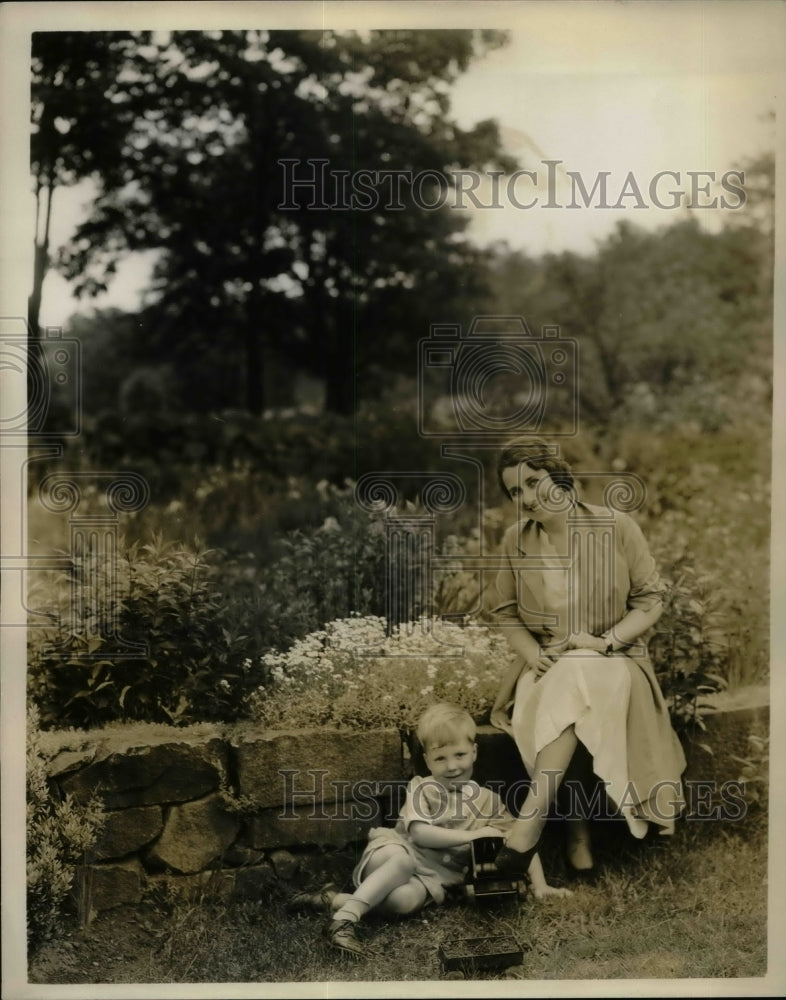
[[250, 614, 518, 731], [27, 706, 104, 949]]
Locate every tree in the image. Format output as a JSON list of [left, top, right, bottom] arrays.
[[51, 29, 515, 413], [477, 198, 773, 432], [29, 32, 139, 337]]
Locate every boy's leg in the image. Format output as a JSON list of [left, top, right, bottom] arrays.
[[376, 877, 429, 916], [333, 844, 416, 923]]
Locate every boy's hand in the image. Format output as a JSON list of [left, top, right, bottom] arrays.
[[472, 827, 505, 841], [531, 883, 573, 900]]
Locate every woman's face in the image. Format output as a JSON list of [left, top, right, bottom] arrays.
[[502, 462, 555, 521]]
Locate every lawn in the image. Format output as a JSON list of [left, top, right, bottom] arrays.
[[28, 810, 768, 986]]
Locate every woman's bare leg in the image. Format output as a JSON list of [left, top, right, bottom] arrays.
[[505, 724, 578, 853], [561, 741, 595, 870]]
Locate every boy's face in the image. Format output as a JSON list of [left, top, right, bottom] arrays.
[[423, 737, 477, 790]]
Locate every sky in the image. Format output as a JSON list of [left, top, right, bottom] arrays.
[[28, 1, 783, 327]]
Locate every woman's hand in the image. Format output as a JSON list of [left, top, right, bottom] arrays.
[[490, 705, 513, 734], [530, 651, 558, 679], [565, 631, 606, 654]]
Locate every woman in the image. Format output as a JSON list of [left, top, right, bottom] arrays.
[[488, 438, 686, 878]]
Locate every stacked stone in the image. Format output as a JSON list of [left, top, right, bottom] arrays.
[[48, 727, 407, 919]]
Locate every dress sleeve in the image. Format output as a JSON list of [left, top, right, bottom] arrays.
[[619, 512, 667, 612], [489, 525, 523, 625]]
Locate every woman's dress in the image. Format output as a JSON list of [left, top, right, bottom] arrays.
[[492, 502, 686, 835]]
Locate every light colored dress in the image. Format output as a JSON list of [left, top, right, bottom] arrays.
[[353, 775, 514, 902], [492, 501, 686, 836]]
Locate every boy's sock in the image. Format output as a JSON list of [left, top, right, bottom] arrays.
[[332, 898, 370, 923]]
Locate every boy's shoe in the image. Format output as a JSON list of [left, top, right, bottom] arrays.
[[326, 918, 364, 958], [286, 882, 338, 913]]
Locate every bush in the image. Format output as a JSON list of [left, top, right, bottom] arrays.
[[69, 405, 452, 503], [27, 484, 396, 729], [731, 732, 769, 821], [649, 556, 730, 735], [27, 705, 104, 950], [28, 536, 264, 728], [250, 488, 390, 654]]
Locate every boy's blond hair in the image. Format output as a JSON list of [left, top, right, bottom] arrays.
[[416, 702, 476, 751]]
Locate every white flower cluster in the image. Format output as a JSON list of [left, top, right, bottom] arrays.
[[251, 614, 517, 731]]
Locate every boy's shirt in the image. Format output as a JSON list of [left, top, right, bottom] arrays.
[[396, 774, 514, 871]]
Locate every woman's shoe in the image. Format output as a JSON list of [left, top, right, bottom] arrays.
[[326, 918, 364, 958], [494, 841, 540, 878], [286, 882, 338, 913]]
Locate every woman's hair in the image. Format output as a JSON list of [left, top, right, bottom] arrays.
[[416, 702, 476, 751], [496, 437, 575, 499]]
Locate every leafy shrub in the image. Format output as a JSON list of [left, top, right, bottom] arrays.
[[27, 705, 104, 950], [649, 556, 730, 735], [28, 536, 263, 728], [615, 423, 770, 691], [731, 732, 769, 816], [70, 405, 452, 502], [250, 614, 518, 732], [250, 490, 390, 654], [27, 484, 395, 729]]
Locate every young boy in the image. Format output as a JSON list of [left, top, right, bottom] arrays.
[[290, 702, 569, 957]]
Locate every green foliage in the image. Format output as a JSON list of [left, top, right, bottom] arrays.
[[730, 733, 769, 815], [64, 402, 452, 503], [649, 557, 730, 734], [50, 29, 512, 414], [28, 536, 263, 728], [27, 480, 397, 728], [27, 705, 104, 950]]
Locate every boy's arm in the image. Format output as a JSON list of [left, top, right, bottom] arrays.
[[408, 821, 502, 849]]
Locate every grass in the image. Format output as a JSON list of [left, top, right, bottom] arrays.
[[29, 810, 768, 985]]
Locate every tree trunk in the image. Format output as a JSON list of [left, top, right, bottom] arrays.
[[28, 181, 54, 340]]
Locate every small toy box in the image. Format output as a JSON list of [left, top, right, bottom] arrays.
[[438, 934, 524, 973]]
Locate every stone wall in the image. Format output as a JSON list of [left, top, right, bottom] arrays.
[[40, 698, 768, 919], [44, 723, 409, 920]]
